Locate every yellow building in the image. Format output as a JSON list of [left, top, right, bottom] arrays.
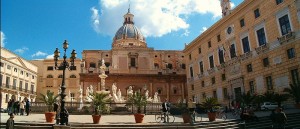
[[183, 0, 300, 106], [30, 58, 81, 103], [0, 47, 38, 108]]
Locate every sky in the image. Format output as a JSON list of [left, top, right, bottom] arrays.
[[1, 0, 243, 60]]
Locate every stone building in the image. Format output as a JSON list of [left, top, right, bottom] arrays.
[[183, 0, 300, 106], [30, 58, 81, 103], [0, 47, 38, 108], [80, 9, 187, 103]]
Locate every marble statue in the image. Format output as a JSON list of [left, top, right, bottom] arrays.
[[127, 86, 133, 96], [117, 89, 122, 100], [112, 83, 117, 95], [145, 90, 149, 99], [153, 92, 159, 103]]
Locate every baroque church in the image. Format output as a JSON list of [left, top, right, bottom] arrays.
[[80, 8, 187, 103]]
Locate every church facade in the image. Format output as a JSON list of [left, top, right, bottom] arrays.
[[79, 9, 187, 103]]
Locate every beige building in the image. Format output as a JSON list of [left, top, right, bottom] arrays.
[[0, 47, 38, 108], [183, 0, 300, 106], [80, 9, 187, 103], [30, 58, 81, 103]]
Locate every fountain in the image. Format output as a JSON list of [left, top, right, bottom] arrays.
[[98, 59, 110, 94]]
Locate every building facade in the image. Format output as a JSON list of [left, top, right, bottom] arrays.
[[30, 58, 81, 103], [80, 9, 187, 103], [184, 0, 300, 106], [0, 47, 38, 108]]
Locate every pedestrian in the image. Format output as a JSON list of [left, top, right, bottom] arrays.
[[6, 113, 14, 129], [188, 98, 196, 125], [25, 99, 30, 116], [7, 99, 12, 115], [275, 108, 287, 129], [20, 101, 25, 115], [161, 98, 170, 123]]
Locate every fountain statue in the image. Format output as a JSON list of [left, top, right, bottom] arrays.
[[127, 86, 133, 96], [78, 86, 83, 110], [153, 92, 160, 103]]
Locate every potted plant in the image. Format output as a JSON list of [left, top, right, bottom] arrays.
[[127, 92, 147, 123], [89, 92, 111, 124], [284, 82, 300, 108], [200, 97, 220, 121], [38, 91, 59, 123], [176, 101, 190, 123]]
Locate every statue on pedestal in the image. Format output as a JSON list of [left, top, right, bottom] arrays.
[[127, 86, 133, 96]]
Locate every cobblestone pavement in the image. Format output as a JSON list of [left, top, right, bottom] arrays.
[[1, 108, 299, 125]]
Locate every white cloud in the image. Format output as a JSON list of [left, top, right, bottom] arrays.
[[91, 7, 101, 33], [46, 54, 54, 59], [14, 47, 29, 54], [31, 51, 48, 57], [200, 27, 208, 33], [181, 30, 190, 37], [93, 0, 223, 37], [1, 31, 6, 47]]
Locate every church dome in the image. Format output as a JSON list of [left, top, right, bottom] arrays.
[[112, 8, 147, 48]]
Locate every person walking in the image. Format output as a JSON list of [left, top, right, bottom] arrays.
[[188, 98, 196, 125], [7, 99, 12, 115], [6, 113, 14, 129], [275, 108, 287, 129], [19, 101, 25, 115], [161, 98, 170, 123], [25, 99, 30, 116]]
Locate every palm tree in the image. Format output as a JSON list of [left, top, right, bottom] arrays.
[[200, 97, 220, 112], [273, 92, 289, 107], [263, 91, 275, 102], [253, 94, 264, 110], [38, 91, 59, 112], [239, 91, 255, 107], [283, 83, 300, 104], [89, 92, 111, 115], [127, 92, 147, 113]]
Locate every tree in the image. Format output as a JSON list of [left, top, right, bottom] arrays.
[[273, 92, 289, 107], [239, 91, 255, 107], [253, 94, 264, 110], [283, 83, 300, 104], [38, 91, 59, 112], [200, 97, 220, 112], [127, 92, 147, 113], [89, 92, 111, 115]]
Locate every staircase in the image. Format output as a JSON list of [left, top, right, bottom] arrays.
[[245, 113, 300, 129]]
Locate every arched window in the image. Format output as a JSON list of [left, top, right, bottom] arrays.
[[90, 62, 96, 68], [46, 75, 53, 78], [58, 75, 63, 78], [70, 75, 76, 78]]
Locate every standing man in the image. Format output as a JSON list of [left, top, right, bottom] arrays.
[[275, 108, 287, 128], [25, 99, 30, 116], [161, 98, 170, 123]]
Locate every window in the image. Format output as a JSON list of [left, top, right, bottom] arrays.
[[70, 75, 76, 78], [90, 63, 96, 68], [13, 79, 17, 89], [287, 48, 295, 59], [209, 55, 214, 68], [242, 36, 250, 53], [0, 74, 2, 84], [70, 93, 75, 100], [291, 69, 299, 85], [20, 71, 23, 75], [26, 73, 29, 77], [130, 58, 136, 67], [7, 65, 11, 70], [157, 88, 162, 94], [263, 58, 269, 67], [218, 49, 225, 64], [14, 68, 17, 72], [167, 63, 173, 69], [173, 89, 177, 94], [70, 66, 77, 70], [208, 41, 211, 48], [181, 64, 186, 69], [19, 81, 23, 91], [199, 61, 204, 74], [202, 81, 205, 87], [6, 77, 10, 87], [0, 62, 4, 67], [47, 66, 54, 70], [31, 84, 34, 94], [276, 0, 283, 5], [211, 77, 216, 84], [25, 82, 28, 92], [230, 44, 237, 58], [249, 81, 255, 94], [254, 8, 260, 18], [104, 62, 110, 67], [191, 84, 194, 91], [257, 28, 266, 46], [58, 75, 63, 78], [217, 34, 221, 42], [279, 15, 291, 35], [189, 66, 194, 77], [198, 47, 201, 54], [202, 93, 206, 99], [32, 75, 34, 79], [213, 91, 217, 98], [222, 74, 226, 81], [154, 63, 159, 68], [240, 18, 245, 27], [266, 76, 273, 90], [247, 64, 253, 72], [47, 75, 53, 78], [189, 54, 192, 60], [223, 88, 228, 99]]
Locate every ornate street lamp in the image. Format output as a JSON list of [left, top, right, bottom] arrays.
[[54, 40, 77, 125]]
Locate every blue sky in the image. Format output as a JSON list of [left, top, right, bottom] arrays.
[[1, 0, 243, 60]]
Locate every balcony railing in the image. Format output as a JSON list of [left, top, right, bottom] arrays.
[[278, 31, 296, 44], [240, 52, 252, 61], [0, 83, 36, 95], [216, 63, 226, 71], [226, 56, 240, 66], [197, 73, 204, 79], [207, 67, 215, 74], [255, 44, 269, 55]]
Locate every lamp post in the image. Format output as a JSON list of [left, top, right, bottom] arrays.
[[54, 40, 77, 125]]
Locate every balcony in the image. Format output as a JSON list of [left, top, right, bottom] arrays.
[[187, 77, 194, 83], [216, 63, 226, 71], [255, 44, 269, 55], [278, 31, 295, 44], [240, 52, 252, 61], [197, 73, 204, 79], [207, 67, 215, 74], [226, 56, 240, 66]]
